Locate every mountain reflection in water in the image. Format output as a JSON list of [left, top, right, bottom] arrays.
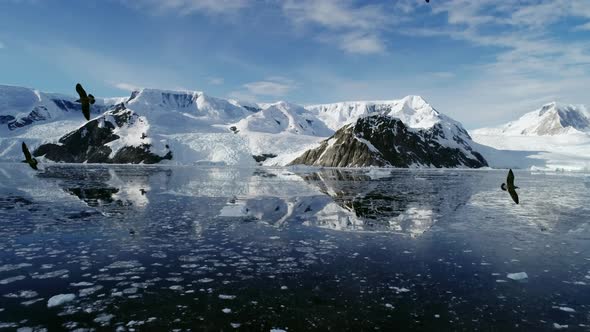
[[0, 165, 589, 331]]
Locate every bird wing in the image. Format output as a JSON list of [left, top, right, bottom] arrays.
[[508, 187, 519, 204], [21, 142, 32, 161], [81, 102, 90, 121], [507, 169, 515, 188], [76, 83, 88, 99]]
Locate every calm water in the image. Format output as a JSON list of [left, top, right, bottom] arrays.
[[0, 165, 589, 331]]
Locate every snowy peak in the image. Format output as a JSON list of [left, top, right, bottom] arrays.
[[0, 84, 118, 132], [126, 88, 250, 123], [305, 95, 451, 131], [474, 102, 590, 136], [234, 100, 333, 136]]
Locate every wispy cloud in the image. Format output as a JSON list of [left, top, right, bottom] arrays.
[[207, 77, 224, 85], [0, 41, 4, 49], [282, 0, 391, 54], [243, 79, 294, 97], [23, 41, 190, 94], [573, 22, 590, 31], [229, 76, 297, 102], [120, 0, 249, 16], [398, 0, 590, 125], [112, 82, 142, 92]]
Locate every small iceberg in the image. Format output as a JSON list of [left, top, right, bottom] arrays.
[[507, 272, 528, 280], [47, 293, 76, 307]]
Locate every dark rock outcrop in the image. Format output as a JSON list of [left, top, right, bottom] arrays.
[[33, 106, 172, 164], [290, 115, 487, 168]]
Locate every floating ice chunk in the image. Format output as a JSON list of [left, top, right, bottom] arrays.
[[391, 286, 410, 293], [553, 323, 568, 329], [231, 323, 241, 328], [0, 275, 25, 284], [269, 236, 280, 240], [70, 282, 94, 287], [107, 261, 142, 269], [198, 278, 214, 283], [21, 298, 43, 306], [222, 308, 232, 314], [507, 272, 528, 280], [79, 286, 103, 297], [271, 329, 287, 332], [3, 290, 38, 299], [219, 294, 236, 300], [47, 294, 76, 307], [0, 263, 32, 272], [32, 269, 69, 279], [94, 313, 115, 325], [280, 286, 288, 290], [16, 327, 33, 332], [554, 306, 575, 313], [385, 303, 394, 309]]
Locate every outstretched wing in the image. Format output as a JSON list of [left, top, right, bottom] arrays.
[[76, 83, 88, 99], [81, 102, 90, 121], [507, 169, 515, 188], [508, 187, 519, 204], [21, 142, 32, 161]]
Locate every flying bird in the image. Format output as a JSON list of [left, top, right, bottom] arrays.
[[141, 133, 147, 139], [139, 188, 147, 196], [501, 169, 519, 204], [21, 142, 38, 170], [75, 83, 96, 121]]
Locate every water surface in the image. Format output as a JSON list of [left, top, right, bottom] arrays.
[[0, 165, 589, 331]]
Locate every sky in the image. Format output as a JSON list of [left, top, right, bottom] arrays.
[[1, 0, 590, 128]]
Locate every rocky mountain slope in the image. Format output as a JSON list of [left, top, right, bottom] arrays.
[[290, 114, 488, 168]]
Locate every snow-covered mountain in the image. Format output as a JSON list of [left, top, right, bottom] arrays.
[[2, 83, 583, 170], [234, 101, 332, 136], [306, 95, 449, 131], [473, 102, 590, 136], [290, 114, 488, 168], [471, 102, 590, 171]]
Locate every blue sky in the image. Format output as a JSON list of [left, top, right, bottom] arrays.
[[1, 0, 590, 128]]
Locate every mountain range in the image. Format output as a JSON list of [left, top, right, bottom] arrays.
[[1, 84, 588, 171]]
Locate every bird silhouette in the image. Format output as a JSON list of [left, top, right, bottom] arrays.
[[21, 142, 38, 170], [501, 169, 519, 204], [141, 133, 147, 139], [139, 189, 147, 196], [425, 0, 430, 2], [129, 228, 136, 236], [75, 83, 95, 121]]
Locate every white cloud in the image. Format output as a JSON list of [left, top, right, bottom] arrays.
[[397, 0, 590, 126], [282, 0, 392, 54], [243, 80, 293, 97], [229, 76, 297, 101], [207, 77, 224, 85], [23, 42, 190, 94], [573, 22, 590, 31], [112, 82, 142, 92], [121, 0, 249, 15], [337, 33, 385, 54]]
